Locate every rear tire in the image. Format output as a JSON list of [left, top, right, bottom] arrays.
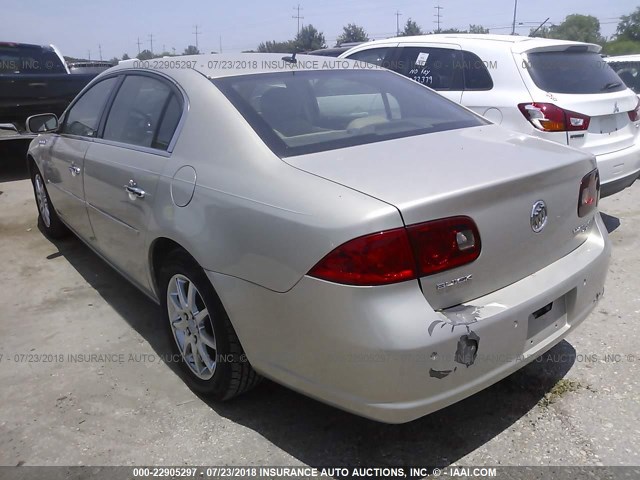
[[159, 252, 261, 400], [30, 163, 68, 239]]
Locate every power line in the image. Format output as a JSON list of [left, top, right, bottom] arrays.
[[434, 6, 443, 33], [293, 4, 304, 35], [395, 10, 402, 36]]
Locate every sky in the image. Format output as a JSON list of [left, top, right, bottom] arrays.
[[1, 0, 637, 60]]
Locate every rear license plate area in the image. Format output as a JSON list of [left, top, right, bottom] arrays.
[[526, 295, 567, 342]]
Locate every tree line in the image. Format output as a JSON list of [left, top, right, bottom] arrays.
[[98, 6, 640, 62], [252, 7, 640, 55]]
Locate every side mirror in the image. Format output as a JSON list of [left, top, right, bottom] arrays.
[[26, 113, 58, 134]]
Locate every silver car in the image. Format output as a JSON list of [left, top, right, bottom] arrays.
[[26, 54, 610, 423]]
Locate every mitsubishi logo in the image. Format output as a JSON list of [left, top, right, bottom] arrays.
[[614, 102, 620, 114], [530, 200, 548, 233]]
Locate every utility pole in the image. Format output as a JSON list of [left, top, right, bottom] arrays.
[[136, 37, 142, 55], [162, 44, 166, 54], [193, 25, 201, 49], [98, 44, 102, 60], [434, 5, 443, 33], [87, 50, 91, 60], [219, 35, 222, 53], [292, 4, 304, 36], [395, 10, 402, 36], [149, 33, 154, 54], [511, 0, 518, 35]]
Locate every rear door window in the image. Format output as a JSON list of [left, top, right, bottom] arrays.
[[103, 75, 180, 150], [524, 50, 627, 94], [391, 47, 463, 91]]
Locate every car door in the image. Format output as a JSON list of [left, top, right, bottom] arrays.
[[83, 73, 184, 289], [44, 76, 119, 240]]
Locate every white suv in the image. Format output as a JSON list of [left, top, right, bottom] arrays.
[[340, 35, 640, 197]]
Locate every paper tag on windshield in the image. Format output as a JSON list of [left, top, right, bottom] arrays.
[[415, 52, 430, 66]]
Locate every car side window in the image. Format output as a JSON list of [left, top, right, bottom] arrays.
[[392, 47, 463, 91], [61, 77, 118, 137], [610, 62, 640, 94], [461, 50, 494, 90], [153, 93, 183, 150], [346, 48, 390, 67], [103, 75, 180, 150]]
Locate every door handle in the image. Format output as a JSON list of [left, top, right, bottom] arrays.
[[124, 180, 146, 199], [68, 165, 81, 176]]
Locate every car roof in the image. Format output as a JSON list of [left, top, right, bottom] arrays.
[[0, 41, 55, 52], [605, 54, 640, 63], [113, 53, 379, 79], [344, 34, 601, 55]]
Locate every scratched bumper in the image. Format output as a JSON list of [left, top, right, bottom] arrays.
[[208, 214, 611, 424]]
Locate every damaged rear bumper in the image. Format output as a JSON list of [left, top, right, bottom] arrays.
[[208, 214, 611, 424]]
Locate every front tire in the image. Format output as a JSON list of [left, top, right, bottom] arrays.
[[31, 164, 68, 239], [159, 252, 261, 400]]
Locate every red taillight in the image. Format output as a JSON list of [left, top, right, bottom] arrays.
[[518, 102, 590, 132], [307, 228, 416, 286], [407, 216, 481, 277], [628, 98, 640, 122], [578, 168, 600, 218], [308, 216, 481, 286]]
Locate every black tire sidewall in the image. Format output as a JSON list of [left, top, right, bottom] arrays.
[[30, 165, 66, 238], [159, 254, 238, 399]]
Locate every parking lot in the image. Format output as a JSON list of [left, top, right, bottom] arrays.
[[0, 140, 639, 469]]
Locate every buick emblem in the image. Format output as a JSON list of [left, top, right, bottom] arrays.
[[530, 200, 548, 233]]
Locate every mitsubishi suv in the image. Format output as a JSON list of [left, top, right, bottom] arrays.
[[341, 35, 640, 196]]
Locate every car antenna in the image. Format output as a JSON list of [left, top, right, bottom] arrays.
[[282, 51, 297, 64]]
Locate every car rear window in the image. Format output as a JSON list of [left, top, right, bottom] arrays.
[[524, 50, 627, 94], [0, 45, 67, 74], [213, 69, 486, 157]]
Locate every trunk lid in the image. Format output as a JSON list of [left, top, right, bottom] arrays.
[[287, 125, 597, 310]]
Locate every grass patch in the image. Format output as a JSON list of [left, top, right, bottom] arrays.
[[538, 379, 588, 408]]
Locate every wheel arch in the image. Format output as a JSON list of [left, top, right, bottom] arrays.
[[149, 237, 201, 299]]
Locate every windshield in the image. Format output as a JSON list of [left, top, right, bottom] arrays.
[[214, 69, 486, 157], [525, 50, 627, 94], [0, 45, 67, 74]]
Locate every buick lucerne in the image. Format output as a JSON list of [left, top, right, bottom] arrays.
[[26, 54, 610, 423]]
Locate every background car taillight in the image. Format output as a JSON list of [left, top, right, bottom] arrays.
[[308, 216, 481, 286], [628, 98, 640, 122], [518, 102, 590, 132], [578, 168, 600, 218]]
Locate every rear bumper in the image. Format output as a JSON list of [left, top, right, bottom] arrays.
[[208, 214, 611, 424], [596, 141, 640, 197]]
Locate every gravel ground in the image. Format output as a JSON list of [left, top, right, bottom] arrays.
[[0, 141, 639, 472]]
